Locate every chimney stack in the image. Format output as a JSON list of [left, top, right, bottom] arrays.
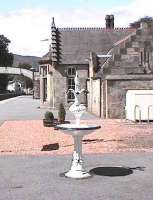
[[105, 15, 114, 29]]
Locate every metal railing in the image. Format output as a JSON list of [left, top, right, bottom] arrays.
[[148, 105, 153, 123], [134, 105, 141, 123]]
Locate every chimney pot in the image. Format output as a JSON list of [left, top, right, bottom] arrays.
[[105, 14, 114, 29]]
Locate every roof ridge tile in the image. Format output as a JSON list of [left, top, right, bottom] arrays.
[[57, 27, 134, 32], [58, 27, 105, 31]]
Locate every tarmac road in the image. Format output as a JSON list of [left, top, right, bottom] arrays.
[[0, 152, 152, 200]]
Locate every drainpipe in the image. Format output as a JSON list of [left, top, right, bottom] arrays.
[[51, 72, 55, 109], [88, 52, 93, 113], [105, 79, 108, 119]]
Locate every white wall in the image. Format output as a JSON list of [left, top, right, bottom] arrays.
[[126, 90, 153, 121]]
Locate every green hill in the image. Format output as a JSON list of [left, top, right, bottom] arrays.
[[13, 54, 41, 71]]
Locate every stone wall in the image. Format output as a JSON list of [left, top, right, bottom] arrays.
[[33, 79, 40, 99], [53, 66, 67, 108], [107, 79, 153, 118]]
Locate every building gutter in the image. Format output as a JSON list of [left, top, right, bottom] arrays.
[[105, 74, 153, 80]]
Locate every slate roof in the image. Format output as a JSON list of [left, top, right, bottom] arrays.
[[43, 27, 135, 65]]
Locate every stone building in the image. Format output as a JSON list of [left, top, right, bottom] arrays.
[[39, 16, 153, 119], [88, 20, 153, 119]]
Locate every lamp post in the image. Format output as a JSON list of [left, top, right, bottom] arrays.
[[30, 67, 35, 99]]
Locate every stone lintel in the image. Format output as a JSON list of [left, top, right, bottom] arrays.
[[39, 59, 52, 65]]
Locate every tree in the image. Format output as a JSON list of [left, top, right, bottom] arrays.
[[0, 35, 13, 67], [130, 16, 153, 28], [0, 35, 14, 91], [0, 75, 8, 91], [18, 62, 32, 70]]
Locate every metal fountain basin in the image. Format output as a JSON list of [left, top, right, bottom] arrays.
[[57, 123, 100, 179], [57, 123, 101, 136]]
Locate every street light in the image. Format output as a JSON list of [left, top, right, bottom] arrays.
[[30, 67, 35, 99]]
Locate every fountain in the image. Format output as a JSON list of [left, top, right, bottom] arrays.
[[56, 71, 101, 179]]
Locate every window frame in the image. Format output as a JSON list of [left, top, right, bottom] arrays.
[[67, 66, 76, 102]]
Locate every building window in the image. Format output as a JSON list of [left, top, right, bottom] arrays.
[[139, 49, 150, 67], [43, 67, 47, 76], [139, 51, 143, 66], [68, 67, 76, 76], [43, 78, 47, 101], [39, 65, 47, 76], [67, 67, 76, 101]]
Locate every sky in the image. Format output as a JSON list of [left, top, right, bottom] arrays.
[[0, 0, 153, 57]]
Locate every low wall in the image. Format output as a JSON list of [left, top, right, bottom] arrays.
[[0, 93, 21, 101]]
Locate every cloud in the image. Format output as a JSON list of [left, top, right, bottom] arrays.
[[0, 0, 153, 57], [111, 0, 153, 26], [0, 8, 52, 57]]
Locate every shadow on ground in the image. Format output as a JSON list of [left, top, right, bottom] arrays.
[[90, 167, 133, 177], [41, 143, 59, 151], [90, 166, 145, 177], [82, 139, 124, 144]]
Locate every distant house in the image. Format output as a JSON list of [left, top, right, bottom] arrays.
[[38, 15, 153, 119], [7, 74, 27, 93], [7, 80, 23, 92]]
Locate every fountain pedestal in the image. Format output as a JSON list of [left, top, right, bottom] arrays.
[[57, 124, 100, 179], [65, 135, 86, 178]]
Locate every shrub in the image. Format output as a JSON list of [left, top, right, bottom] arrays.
[[44, 111, 54, 121], [58, 103, 66, 123]]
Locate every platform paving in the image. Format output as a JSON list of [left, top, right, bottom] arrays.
[[0, 119, 153, 155], [0, 95, 96, 125]]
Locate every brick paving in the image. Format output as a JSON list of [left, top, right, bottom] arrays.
[[0, 119, 153, 155]]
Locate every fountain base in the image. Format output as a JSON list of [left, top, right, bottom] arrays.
[[65, 169, 91, 179], [65, 149, 91, 179]]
